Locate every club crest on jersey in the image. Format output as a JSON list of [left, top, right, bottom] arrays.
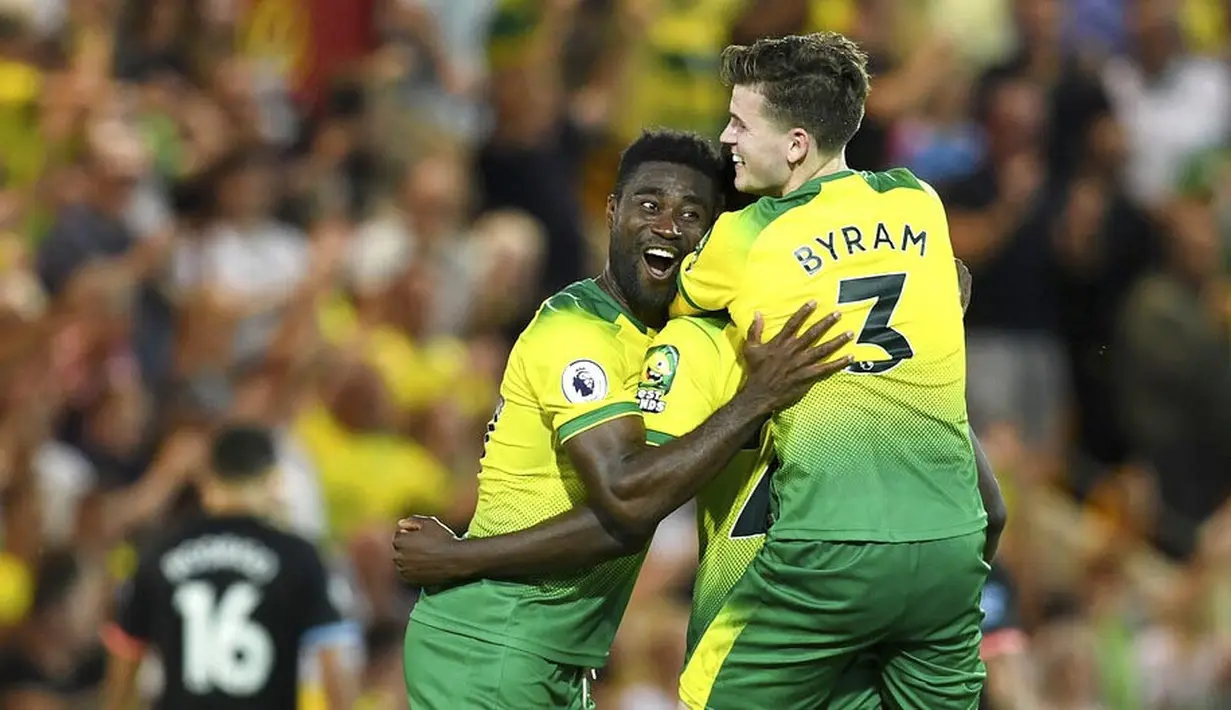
[[562, 359, 608, 403], [637, 345, 679, 413]]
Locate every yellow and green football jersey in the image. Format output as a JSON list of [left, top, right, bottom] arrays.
[[636, 315, 773, 662], [411, 279, 652, 668], [672, 169, 985, 543]]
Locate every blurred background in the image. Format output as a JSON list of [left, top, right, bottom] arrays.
[[0, 0, 1228, 707]]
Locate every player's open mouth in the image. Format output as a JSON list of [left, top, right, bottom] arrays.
[[642, 246, 679, 280]]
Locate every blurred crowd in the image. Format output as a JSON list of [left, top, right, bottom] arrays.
[[0, 0, 1228, 708]]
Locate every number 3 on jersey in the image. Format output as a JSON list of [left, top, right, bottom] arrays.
[[731, 463, 775, 538], [173, 581, 274, 696], [837, 273, 914, 374]]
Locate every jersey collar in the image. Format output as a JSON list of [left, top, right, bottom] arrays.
[[584, 278, 649, 334], [791, 169, 857, 199]]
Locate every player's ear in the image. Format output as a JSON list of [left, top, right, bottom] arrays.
[[786, 128, 810, 164], [605, 193, 617, 231]]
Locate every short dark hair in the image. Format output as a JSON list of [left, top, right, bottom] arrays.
[[210, 424, 276, 482], [720, 33, 870, 156], [613, 129, 723, 201]]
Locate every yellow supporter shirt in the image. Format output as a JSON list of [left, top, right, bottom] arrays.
[[317, 296, 492, 418], [0, 551, 32, 626], [294, 405, 451, 541], [0, 60, 47, 239], [611, 0, 748, 144]]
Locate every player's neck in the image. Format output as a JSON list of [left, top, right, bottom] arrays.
[[595, 268, 666, 331], [779, 153, 849, 197], [203, 488, 271, 519]]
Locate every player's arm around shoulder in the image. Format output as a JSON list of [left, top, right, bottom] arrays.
[[391, 305, 852, 585], [671, 209, 755, 318], [563, 316, 729, 533], [557, 312, 739, 537], [389, 313, 653, 587], [564, 303, 852, 539]]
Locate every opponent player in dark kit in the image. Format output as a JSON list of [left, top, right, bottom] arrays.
[[101, 424, 357, 710]]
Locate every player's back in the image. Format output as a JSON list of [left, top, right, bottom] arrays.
[[119, 515, 341, 710], [683, 169, 983, 542], [412, 278, 652, 668]]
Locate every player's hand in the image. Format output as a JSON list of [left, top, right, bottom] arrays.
[[955, 258, 972, 314], [392, 515, 467, 587], [740, 302, 853, 415]]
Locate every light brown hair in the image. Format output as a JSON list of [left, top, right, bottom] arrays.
[[720, 32, 871, 155]]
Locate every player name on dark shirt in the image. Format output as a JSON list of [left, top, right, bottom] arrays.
[[114, 515, 346, 710], [159, 534, 281, 584]]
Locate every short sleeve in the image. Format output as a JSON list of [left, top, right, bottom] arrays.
[[672, 212, 750, 317], [638, 320, 725, 443], [528, 319, 642, 444]]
